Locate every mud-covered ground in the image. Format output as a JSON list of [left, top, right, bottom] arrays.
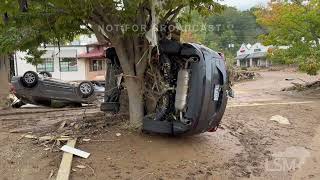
[[0, 71, 320, 180]]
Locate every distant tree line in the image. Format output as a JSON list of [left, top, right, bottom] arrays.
[[180, 7, 267, 58]]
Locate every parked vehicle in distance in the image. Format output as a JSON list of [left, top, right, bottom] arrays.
[[10, 71, 103, 108]]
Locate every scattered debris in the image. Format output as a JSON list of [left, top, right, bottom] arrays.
[[270, 115, 290, 125], [76, 165, 86, 169], [23, 134, 72, 142], [75, 160, 96, 176], [60, 145, 90, 159], [282, 80, 320, 91], [56, 139, 77, 180], [116, 133, 122, 137], [58, 121, 67, 131], [285, 78, 295, 81], [48, 169, 54, 179], [10, 127, 41, 133], [230, 69, 260, 82], [82, 138, 116, 143]]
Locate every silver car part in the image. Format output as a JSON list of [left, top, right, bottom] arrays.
[[175, 69, 190, 111]]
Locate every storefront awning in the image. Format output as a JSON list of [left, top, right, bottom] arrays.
[[236, 54, 249, 60], [79, 48, 105, 59], [247, 52, 267, 59]]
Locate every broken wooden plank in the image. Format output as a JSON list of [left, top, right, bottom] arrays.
[[60, 145, 90, 159], [56, 139, 77, 180], [23, 135, 72, 141], [10, 127, 37, 133], [57, 120, 67, 131]]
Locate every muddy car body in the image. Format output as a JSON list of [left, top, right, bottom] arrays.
[[10, 71, 99, 107]]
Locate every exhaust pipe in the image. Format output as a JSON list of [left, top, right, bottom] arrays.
[[175, 69, 190, 111]]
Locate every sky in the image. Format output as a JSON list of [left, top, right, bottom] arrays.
[[220, 0, 270, 11]]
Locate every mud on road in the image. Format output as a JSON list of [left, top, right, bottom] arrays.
[[0, 71, 320, 180]]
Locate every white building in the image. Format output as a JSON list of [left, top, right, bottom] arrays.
[[15, 35, 107, 81], [236, 43, 272, 68]]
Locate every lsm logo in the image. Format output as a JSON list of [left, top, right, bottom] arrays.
[[265, 146, 311, 172]]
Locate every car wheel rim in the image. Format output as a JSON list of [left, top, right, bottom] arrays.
[[24, 73, 35, 84], [80, 83, 92, 95]]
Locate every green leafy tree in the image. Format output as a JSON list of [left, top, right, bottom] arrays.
[[205, 7, 265, 54], [256, 0, 320, 75], [0, 0, 223, 127]]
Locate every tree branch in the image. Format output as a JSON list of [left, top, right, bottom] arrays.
[[162, 5, 185, 22]]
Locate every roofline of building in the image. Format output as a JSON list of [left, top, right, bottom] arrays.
[[40, 44, 88, 48]]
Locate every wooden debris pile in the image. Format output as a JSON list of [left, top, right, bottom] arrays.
[[58, 113, 129, 137], [20, 116, 123, 180], [282, 80, 320, 91], [230, 69, 261, 82]]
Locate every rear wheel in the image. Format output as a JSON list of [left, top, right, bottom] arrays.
[[78, 81, 94, 98], [21, 71, 38, 88]]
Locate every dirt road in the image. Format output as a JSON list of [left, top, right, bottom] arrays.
[[0, 71, 320, 180]]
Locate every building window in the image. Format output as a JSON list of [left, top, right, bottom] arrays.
[[36, 58, 54, 72], [90, 59, 106, 71], [60, 58, 78, 72]]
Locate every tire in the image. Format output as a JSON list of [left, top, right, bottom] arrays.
[[39, 71, 52, 78], [78, 81, 94, 98], [21, 71, 39, 88]]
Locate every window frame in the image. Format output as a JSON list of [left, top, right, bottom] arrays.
[[89, 59, 106, 72], [59, 58, 78, 72], [36, 58, 54, 72]]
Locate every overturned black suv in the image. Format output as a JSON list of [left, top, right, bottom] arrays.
[[103, 40, 231, 136], [143, 41, 230, 135]]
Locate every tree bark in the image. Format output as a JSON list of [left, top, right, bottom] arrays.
[[0, 55, 10, 108], [113, 38, 146, 128], [125, 76, 145, 128], [92, 18, 149, 128]]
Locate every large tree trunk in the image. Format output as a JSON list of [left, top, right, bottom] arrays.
[[0, 55, 10, 108], [93, 23, 149, 128], [114, 38, 147, 128], [92, 31, 147, 128], [125, 77, 145, 128]]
